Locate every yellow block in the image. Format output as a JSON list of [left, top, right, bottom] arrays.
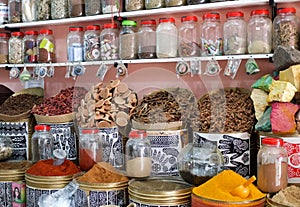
[[279, 65, 300, 92], [267, 80, 297, 103]]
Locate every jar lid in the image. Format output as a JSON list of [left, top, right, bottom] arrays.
[[39, 29, 53, 35], [35, 125, 51, 131], [0, 32, 10, 37], [226, 11, 244, 18], [250, 9, 269, 16], [129, 130, 147, 139], [181, 15, 198, 22], [203, 12, 220, 20], [103, 23, 118, 29], [69, 26, 84, 32], [86, 25, 101, 30], [141, 19, 156, 25], [11, 31, 24, 37], [81, 129, 99, 134], [159, 17, 175, 23], [25, 30, 38, 35], [122, 20, 137, 27], [262, 137, 284, 147], [277, 7, 296, 14]]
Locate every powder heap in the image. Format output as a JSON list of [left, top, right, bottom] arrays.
[[271, 185, 300, 207]]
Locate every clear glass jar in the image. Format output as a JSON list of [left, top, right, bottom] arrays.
[[31, 125, 53, 163], [165, 0, 186, 7], [0, 0, 8, 25], [201, 12, 223, 56], [84, 25, 101, 61], [8, 0, 21, 23], [9, 31, 24, 64], [223, 11, 247, 55], [187, 0, 209, 5], [22, 0, 36, 22], [0, 32, 10, 64], [100, 23, 119, 60], [67, 26, 84, 62], [0, 136, 13, 161], [273, 7, 300, 50], [85, 0, 101, 16], [125, 130, 151, 178], [101, 0, 122, 14], [119, 20, 137, 60], [247, 9, 272, 54], [79, 129, 102, 171], [125, 0, 144, 11], [178, 15, 200, 57], [23, 30, 38, 63], [37, 29, 55, 63], [69, 0, 85, 17], [37, 0, 51, 20], [257, 137, 288, 193], [156, 17, 178, 58], [145, 0, 164, 9], [138, 19, 156, 59], [51, 0, 69, 19]]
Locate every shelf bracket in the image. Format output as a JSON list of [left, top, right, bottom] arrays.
[[269, 0, 277, 21]]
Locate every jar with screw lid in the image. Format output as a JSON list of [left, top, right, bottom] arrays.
[[165, 0, 186, 7], [8, 0, 21, 23], [0, 0, 8, 25], [67, 26, 84, 62], [257, 137, 288, 193], [125, 130, 152, 178], [37, 29, 55, 63], [69, 0, 85, 17], [119, 20, 137, 60], [51, 0, 69, 19], [85, 0, 101, 16], [84, 25, 101, 61], [145, 0, 164, 9], [101, 0, 122, 14], [9, 31, 24, 64], [22, 0, 37, 22], [273, 7, 300, 50], [36, 0, 51, 20], [100, 23, 119, 60], [223, 11, 247, 55], [138, 19, 156, 59], [0, 32, 10, 64], [247, 9, 272, 54], [187, 0, 209, 5], [23, 30, 38, 63], [125, 0, 144, 11], [178, 15, 200, 57]]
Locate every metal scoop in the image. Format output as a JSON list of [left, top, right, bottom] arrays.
[[230, 175, 256, 199]]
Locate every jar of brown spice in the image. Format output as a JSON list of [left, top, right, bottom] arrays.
[[37, 29, 55, 63]]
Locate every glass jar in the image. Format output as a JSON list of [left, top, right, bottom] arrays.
[[67, 26, 84, 62], [156, 17, 178, 58], [201, 12, 223, 56], [8, 0, 21, 23], [257, 137, 288, 193], [85, 0, 101, 16], [23, 30, 38, 63], [101, 0, 122, 14], [223, 11, 247, 55], [0, 32, 10, 64], [79, 129, 102, 171], [125, 0, 144, 11], [178, 15, 200, 57], [178, 142, 224, 186], [100, 23, 119, 60], [9, 31, 24, 64], [187, 0, 209, 5], [165, 0, 186, 7], [51, 0, 69, 19], [37, 29, 55, 63], [273, 7, 300, 50], [145, 0, 164, 9], [247, 9, 272, 54], [119, 20, 137, 60], [0, 0, 8, 25], [22, 0, 36, 22], [37, 0, 51, 20], [69, 0, 85, 17], [84, 25, 101, 61], [138, 19, 156, 59], [125, 130, 151, 178], [0, 136, 13, 161], [31, 125, 53, 163]]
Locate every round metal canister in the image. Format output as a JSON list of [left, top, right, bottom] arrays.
[[128, 177, 193, 206]]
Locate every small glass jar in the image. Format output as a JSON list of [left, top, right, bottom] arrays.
[[9, 31, 24, 64], [273, 7, 300, 50], [8, 0, 21, 23], [257, 137, 288, 193], [101, 0, 122, 14], [178, 15, 200, 57], [79, 129, 102, 171], [23, 30, 38, 63], [22, 0, 37, 22], [125, 0, 144, 11], [84, 25, 101, 61], [145, 0, 164, 9], [0, 32, 10, 64], [85, 0, 101, 16], [31, 125, 53, 163], [125, 130, 151, 178], [100, 23, 119, 60], [36, 0, 51, 20], [0, 136, 13, 161], [119, 20, 137, 60], [201, 12, 223, 56], [69, 0, 85, 17], [51, 0, 69, 19], [37, 29, 55, 63], [0, 0, 9, 25], [156, 17, 178, 58], [223, 11, 247, 55], [165, 0, 186, 7], [138, 19, 156, 59], [67, 26, 84, 62], [187, 0, 209, 5], [247, 9, 272, 54]]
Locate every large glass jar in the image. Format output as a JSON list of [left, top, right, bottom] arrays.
[[165, 0, 186, 7], [187, 0, 209, 5], [125, 130, 151, 178], [69, 0, 85, 17], [119, 20, 137, 60], [125, 0, 144, 11], [37, 29, 55, 63], [223, 11, 247, 55], [22, 0, 36, 22], [100, 22, 119, 60], [247, 9, 272, 54], [0, 0, 8, 25], [84, 25, 101, 61], [23, 30, 38, 63], [201, 12, 223, 56], [0, 32, 10, 64], [178, 15, 200, 57], [156, 17, 178, 58], [85, 0, 101, 16], [101, 0, 122, 14], [67, 26, 84, 62], [51, 0, 69, 19], [257, 137, 288, 193], [145, 0, 164, 9], [273, 7, 300, 50], [36, 0, 51, 20], [137, 19, 156, 59], [8, 0, 21, 23], [9, 31, 24, 64]]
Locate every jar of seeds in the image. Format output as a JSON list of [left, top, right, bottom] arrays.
[[85, 0, 101, 16], [37, 0, 51, 20], [187, 0, 209, 5], [22, 0, 37, 22], [138, 19, 156, 59], [165, 0, 186, 7], [69, 0, 85, 17], [67, 26, 84, 62], [0, 32, 10, 64], [101, 0, 122, 14], [84, 25, 101, 61], [8, 0, 21, 23], [9, 31, 24, 64], [51, 0, 69, 19], [119, 20, 137, 60], [100, 23, 119, 60], [37, 29, 55, 63], [145, 0, 164, 9], [125, 0, 144, 11], [0, 0, 8, 25], [23, 30, 38, 63], [273, 7, 300, 50]]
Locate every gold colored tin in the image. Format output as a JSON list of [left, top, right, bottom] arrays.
[[25, 173, 73, 190]]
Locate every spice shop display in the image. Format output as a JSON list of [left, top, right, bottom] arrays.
[[100, 22, 119, 60], [165, 0, 186, 7], [119, 20, 137, 60], [125, 0, 144, 11], [137, 19, 157, 59], [22, 0, 36, 22], [37, 29, 55, 63], [85, 0, 101, 16], [36, 0, 51, 20], [23, 30, 38, 63], [84, 25, 101, 61], [51, 0, 69, 19], [67, 26, 84, 62], [8, 31, 24, 64], [69, 0, 85, 17], [101, 0, 122, 14], [0, 0, 8, 25], [0, 32, 10, 64], [8, 0, 21, 23], [267, 185, 300, 207]]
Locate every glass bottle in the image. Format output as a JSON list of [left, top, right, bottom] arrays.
[[125, 130, 152, 178], [201, 12, 223, 56], [23, 30, 38, 63], [31, 125, 53, 163], [165, 0, 186, 7], [0, 0, 8, 25], [9, 31, 24, 64], [37, 0, 51, 20], [257, 137, 288, 193], [51, 0, 69, 19], [37, 29, 55, 63], [68, 0, 85, 17], [137, 19, 156, 59], [273, 7, 300, 50], [79, 129, 102, 171], [8, 0, 21, 23], [101, 0, 122, 14], [156, 17, 178, 58], [22, 0, 37, 22], [247, 9, 272, 54], [125, 0, 144, 11], [100, 22, 119, 60], [178, 15, 200, 57], [0, 32, 10, 64], [67, 26, 84, 62], [223, 11, 247, 55], [119, 20, 137, 60], [84, 25, 101, 61], [85, 0, 101, 16]]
